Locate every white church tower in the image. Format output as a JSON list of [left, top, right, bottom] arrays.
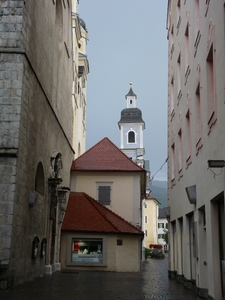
[[118, 83, 145, 168]]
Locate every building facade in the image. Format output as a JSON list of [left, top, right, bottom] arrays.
[[60, 192, 144, 272], [157, 208, 168, 251], [70, 137, 146, 228], [167, 1, 225, 299], [142, 195, 159, 248], [0, 0, 87, 288], [72, 8, 89, 158]]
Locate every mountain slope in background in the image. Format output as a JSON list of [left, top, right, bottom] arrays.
[[149, 180, 167, 208]]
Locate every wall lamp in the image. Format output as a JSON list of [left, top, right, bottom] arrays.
[[208, 160, 225, 168], [185, 185, 196, 204]]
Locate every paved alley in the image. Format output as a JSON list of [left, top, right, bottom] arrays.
[[0, 257, 198, 300]]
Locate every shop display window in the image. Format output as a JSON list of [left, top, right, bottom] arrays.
[[71, 238, 103, 263]]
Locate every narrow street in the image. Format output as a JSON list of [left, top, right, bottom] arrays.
[[0, 256, 198, 300]]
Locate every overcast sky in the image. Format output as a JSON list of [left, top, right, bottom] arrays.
[[79, 1, 168, 181]]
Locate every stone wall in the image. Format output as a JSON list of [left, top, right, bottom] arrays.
[[0, 0, 74, 287]]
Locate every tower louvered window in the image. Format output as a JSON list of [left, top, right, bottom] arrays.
[[128, 131, 135, 143]]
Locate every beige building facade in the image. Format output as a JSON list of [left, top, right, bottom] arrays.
[[167, 1, 225, 299], [70, 138, 146, 229], [71, 171, 143, 226], [142, 195, 159, 248], [61, 233, 142, 272], [60, 192, 143, 272]]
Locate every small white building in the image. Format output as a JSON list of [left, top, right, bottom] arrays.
[[142, 195, 160, 249], [157, 208, 168, 251]]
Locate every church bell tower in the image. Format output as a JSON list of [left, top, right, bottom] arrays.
[[118, 83, 145, 167]]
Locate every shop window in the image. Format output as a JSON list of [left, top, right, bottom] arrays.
[[71, 238, 103, 263]]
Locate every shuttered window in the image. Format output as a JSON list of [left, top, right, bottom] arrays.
[[98, 186, 111, 205]]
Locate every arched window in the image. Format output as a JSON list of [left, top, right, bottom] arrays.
[[35, 162, 45, 196], [128, 131, 135, 143]]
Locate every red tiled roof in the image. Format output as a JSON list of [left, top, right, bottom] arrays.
[[61, 192, 144, 236], [71, 137, 145, 172]]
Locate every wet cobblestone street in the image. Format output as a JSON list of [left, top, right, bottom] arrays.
[[0, 257, 198, 300]]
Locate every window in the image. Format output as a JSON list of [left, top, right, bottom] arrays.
[[56, 0, 63, 38], [67, 234, 107, 266], [158, 223, 164, 229], [196, 83, 202, 152], [158, 234, 164, 239], [35, 162, 45, 196], [186, 109, 192, 166], [98, 186, 111, 205], [206, 44, 216, 130], [185, 23, 190, 80], [171, 143, 175, 183], [199, 206, 206, 228], [194, 0, 200, 40], [117, 239, 123, 246], [128, 131, 135, 143], [170, 76, 175, 116], [71, 238, 103, 263], [145, 230, 147, 237], [178, 129, 183, 174], [145, 216, 148, 224], [144, 203, 147, 209], [130, 100, 132, 104], [177, 53, 181, 101], [96, 182, 112, 206], [72, 238, 103, 263]]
